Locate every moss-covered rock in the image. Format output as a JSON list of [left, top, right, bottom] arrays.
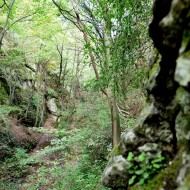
[[102, 0, 190, 189], [102, 155, 130, 189]]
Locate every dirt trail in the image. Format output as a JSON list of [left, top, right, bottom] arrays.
[[44, 114, 57, 130], [20, 113, 79, 190], [20, 114, 58, 190], [29, 114, 57, 154]]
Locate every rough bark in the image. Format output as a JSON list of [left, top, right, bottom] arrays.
[[102, 0, 190, 189]]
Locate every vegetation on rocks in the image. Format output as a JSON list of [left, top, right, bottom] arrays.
[[1, 0, 190, 190]]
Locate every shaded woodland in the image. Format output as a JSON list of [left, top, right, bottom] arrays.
[[1, 0, 190, 190]]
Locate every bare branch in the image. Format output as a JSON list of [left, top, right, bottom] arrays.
[[0, 2, 5, 8], [52, 0, 80, 30], [24, 63, 36, 72], [116, 103, 131, 118], [0, 0, 9, 8], [5, 12, 37, 32]]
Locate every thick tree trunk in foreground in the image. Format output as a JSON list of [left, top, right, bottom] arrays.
[[102, 1, 190, 189]]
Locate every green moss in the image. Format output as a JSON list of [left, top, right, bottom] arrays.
[[180, 173, 190, 190], [0, 81, 8, 104], [108, 144, 122, 158], [149, 50, 161, 76], [145, 53, 161, 91], [175, 87, 190, 107], [129, 150, 182, 190], [112, 144, 122, 156]]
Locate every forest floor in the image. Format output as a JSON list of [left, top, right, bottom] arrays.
[[0, 96, 130, 190], [20, 115, 62, 190], [19, 114, 79, 190]]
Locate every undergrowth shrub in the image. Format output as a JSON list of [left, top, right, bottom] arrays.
[[0, 148, 29, 183], [57, 95, 112, 190], [0, 182, 19, 190], [127, 152, 166, 186], [0, 105, 21, 126], [1, 93, 139, 190], [22, 94, 112, 190], [59, 162, 110, 190]]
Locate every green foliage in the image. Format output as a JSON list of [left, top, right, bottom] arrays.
[[47, 88, 57, 98], [0, 81, 9, 104], [121, 117, 136, 130], [0, 135, 70, 188], [30, 96, 38, 107], [0, 148, 29, 182], [130, 151, 182, 190], [127, 152, 166, 186], [81, 0, 151, 95], [57, 96, 111, 189], [84, 77, 101, 91], [56, 162, 109, 190], [0, 182, 19, 190], [20, 94, 112, 190], [0, 105, 21, 126], [0, 105, 21, 117]]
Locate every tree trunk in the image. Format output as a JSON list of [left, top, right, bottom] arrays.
[[108, 91, 121, 147], [0, 0, 15, 50], [70, 0, 121, 147]]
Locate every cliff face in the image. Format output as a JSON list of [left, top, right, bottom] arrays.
[[102, 1, 190, 189]]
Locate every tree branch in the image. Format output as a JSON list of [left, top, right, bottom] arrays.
[[52, 0, 80, 30], [0, 0, 15, 48], [116, 103, 131, 118], [71, 0, 107, 96], [5, 12, 37, 32], [24, 63, 36, 72]]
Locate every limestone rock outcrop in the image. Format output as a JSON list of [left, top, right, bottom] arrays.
[[102, 1, 190, 189]]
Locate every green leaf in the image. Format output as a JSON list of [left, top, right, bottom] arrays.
[[135, 170, 144, 175], [128, 175, 136, 185], [127, 152, 134, 162], [127, 163, 134, 169], [143, 172, 149, 179], [128, 169, 135, 174], [138, 152, 146, 162], [138, 178, 145, 185], [151, 155, 165, 163], [153, 164, 161, 169]]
